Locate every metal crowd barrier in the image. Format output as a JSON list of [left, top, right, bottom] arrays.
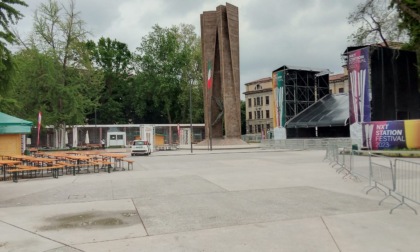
[[392, 159, 420, 214], [349, 151, 371, 180], [261, 138, 352, 150], [365, 154, 399, 207], [324, 145, 419, 214], [323, 144, 337, 163]]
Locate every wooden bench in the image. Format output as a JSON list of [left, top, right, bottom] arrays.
[[92, 161, 113, 173], [121, 159, 134, 171], [77, 144, 102, 150], [8, 165, 65, 182], [62, 161, 95, 175]]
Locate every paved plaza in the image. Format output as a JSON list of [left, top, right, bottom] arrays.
[[0, 148, 419, 251]]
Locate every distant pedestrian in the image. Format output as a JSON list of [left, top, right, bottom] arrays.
[[101, 139, 105, 149]]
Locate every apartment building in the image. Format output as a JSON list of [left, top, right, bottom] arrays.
[[243, 71, 347, 136], [329, 66, 349, 94], [243, 77, 273, 135]]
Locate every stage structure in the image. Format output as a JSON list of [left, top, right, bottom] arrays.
[[200, 3, 244, 146], [345, 45, 420, 149], [271, 65, 330, 139]]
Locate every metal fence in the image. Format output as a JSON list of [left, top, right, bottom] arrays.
[[366, 154, 397, 206], [324, 145, 419, 214], [261, 138, 352, 150], [392, 159, 420, 214]]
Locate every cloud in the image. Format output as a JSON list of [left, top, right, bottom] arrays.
[[13, 0, 365, 96]]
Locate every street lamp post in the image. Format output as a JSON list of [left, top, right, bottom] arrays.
[[189, 79, 193, 154]]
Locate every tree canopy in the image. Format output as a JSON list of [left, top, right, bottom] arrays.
[[391, 0, 420, 52], [0, 0, 27, 109], [86, 37, 133, 124], [348, 0, 408, 46], [133, 24, 203, 124]]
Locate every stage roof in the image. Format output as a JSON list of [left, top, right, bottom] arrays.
[[272, 65, 330, 74], [0, 112, 33, 134], [285, 93, 349, 128]]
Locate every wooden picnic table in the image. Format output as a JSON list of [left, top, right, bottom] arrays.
[[66, 151, 88, 155], [8, 164, 65, 182], [5, 155, 28, 161], [100, 153, 128, 170], [65, 155, 93, 175], [45, 153, 70, 160], [0, 160, 22, 181], [29, 148, 38, 155], [22, 157, 57, 167]]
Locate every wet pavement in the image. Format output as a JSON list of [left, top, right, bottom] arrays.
[[0, 148, 419, 251]]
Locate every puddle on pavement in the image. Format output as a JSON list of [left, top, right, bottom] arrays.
[[39, 210, 139, 231]]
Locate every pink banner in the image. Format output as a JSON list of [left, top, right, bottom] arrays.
[[348, 47, 371, 124], [362, 120, 420, 150]]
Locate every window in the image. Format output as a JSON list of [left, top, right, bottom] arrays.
[[266, 124, 270, 130], [248, 112, 252, 120], [266, 96, 269, 105], [266, 110, 270, 118], [339, 88, 344, 93], [249, 125, 253, 133], [257, 125, 261, 133], [257, 111, 261, 119], [254, 98, 256, 106], [248, 98, 252, 107], [256, 97, 260, 106]]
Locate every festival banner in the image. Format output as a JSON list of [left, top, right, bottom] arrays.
[[362, 120, 420, 150], [273, 71, 285, 127], [348, 47, 371, 124]]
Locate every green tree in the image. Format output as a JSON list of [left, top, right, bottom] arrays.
[[29, 0, 102, 125], [133, 24, 203, 124], [86, 37, 133, 124], [348, 0, 408, 46], [10, 48, 63, 121], [11, 0, 102, 147], [391, 0, 420, 92], [0, 0, 27, 109], [175, 24, 203, 123], [391, 0, 420, 51]]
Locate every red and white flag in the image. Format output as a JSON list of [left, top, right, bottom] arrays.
[[207, 61, 212, 89], [37, 111, 42, 146]]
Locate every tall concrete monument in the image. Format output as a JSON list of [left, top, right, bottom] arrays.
[[200, 3, 244, 146]]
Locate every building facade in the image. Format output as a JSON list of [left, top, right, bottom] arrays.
[[243, 77, 273, 135], [329, 66, 349, 94], [243, 69, 348, 137]]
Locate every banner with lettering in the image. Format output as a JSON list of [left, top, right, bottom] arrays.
[[348, 47, 371, 124], [362, 120, 420, 150], [273, 71, 285, 127]]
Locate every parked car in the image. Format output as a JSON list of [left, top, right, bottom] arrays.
[[131, 140, 151, 156]]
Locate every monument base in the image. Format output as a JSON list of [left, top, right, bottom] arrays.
[[196, 137, 248, 146]]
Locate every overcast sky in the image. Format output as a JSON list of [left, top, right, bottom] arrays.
[[13, 0, 365, 95]]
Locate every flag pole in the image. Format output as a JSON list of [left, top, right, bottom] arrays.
[[37, 111, 42, 147]]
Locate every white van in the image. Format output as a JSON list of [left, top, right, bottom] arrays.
[[131, 140, 151, 156]]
